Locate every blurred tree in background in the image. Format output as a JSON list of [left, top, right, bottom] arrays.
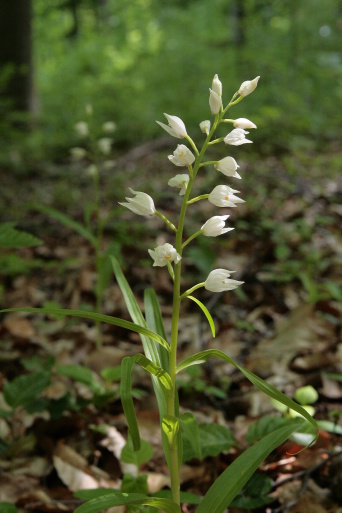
[[0, 0, 341, 167]]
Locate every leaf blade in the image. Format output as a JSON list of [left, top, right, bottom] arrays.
[[177, 349, 318, 436], [196, 420, 305, 513], [187, 295, 215, 338], [1, 308, 169, 352]]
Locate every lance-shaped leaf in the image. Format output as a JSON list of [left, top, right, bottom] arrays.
[[120, 354, 173, 451], [0, 308, 169, 352], [177, 350, 318, 437], [135, 354, 172, 392], [162, 415, 183, 471], [0, 222, 42, 248], [144, 288, 169, 372], [187, 295, 215, 338], [73, 490, 181, 513], [121, 356, 141, 451], [111, 258, 170, 446], [196, 419, 305, 513]]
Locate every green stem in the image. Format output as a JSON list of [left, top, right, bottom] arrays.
[[199, 160, 218, 167], [182, 229, 202, 249], [187, 194, 209, 205], [166, 94, 239, 504], [185, 134, 199, 156], [179, 282, 205, 300], [155, 210, 177, 232]]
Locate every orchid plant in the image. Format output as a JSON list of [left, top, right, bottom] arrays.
[[2, 75, 318, 513]]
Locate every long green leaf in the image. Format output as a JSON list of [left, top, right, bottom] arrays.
[[74, 492, 181, 513], [144, 288, 169, 372], [34, 205, 97, 247], [0, 308, 169, 352], [111, 257, 169, 430], [120, 356, 141, 451], [177, 350, 318, 436], [135, 354, 172, 391], [187, 295, 215, 338], [0, 222, 42, 248], [196, 420, 304, 513]]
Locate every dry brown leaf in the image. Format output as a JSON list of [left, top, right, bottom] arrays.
[[246, 304, 335, 377], [3, 313, 36, 339]]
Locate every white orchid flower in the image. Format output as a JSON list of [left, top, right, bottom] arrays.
[[148, 243, 181, 267], [168, 144, 195, 167], [224, 128, 253, 146], [214, 157, 241, 179], [156, 113, 187, 139], [233, 118, 257, 129], [205, 269, 244, 292], [119, 188, 155, 216], [238, 76, 260, 97], [168, 174, 190, 196], [201, 215, 234, 237], [74, 121, 89, 137], [98, 137, 113, 155], [208, 185, 244, 208], [199, 120, 211, 135]]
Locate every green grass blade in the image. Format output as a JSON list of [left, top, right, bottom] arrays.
[[121, 356, 140, 451], [196, 420, 304, 513], [34, 205, 97, 247], [135, 354, 172, 391], [187, 295, 215, 338], [0, 308, 169, 352], [74, 491, 181, 513], [144, 288, 169, 372], [177, 349, 318, 437]]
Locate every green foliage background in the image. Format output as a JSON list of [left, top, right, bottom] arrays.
[[28, 0, 341, 158]]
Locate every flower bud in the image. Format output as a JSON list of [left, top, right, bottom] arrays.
[[224, 128, 252, 146], [199, 120, 211, 135], [214, 157, 241, 179], [148, 243, 181, 267], [205, 269, 244, 292], [168, 174, 189, 196], [201, 215, 233, 237], [212, 74, 222, 96], [208, 185, 244, 208], [156, 114, 187, 139], [119, 189, 155, 216], [238, 76, 260, 97], [233, 118, 257, 129], [168, 144, 195, 167], [209, 89, 221, 115]]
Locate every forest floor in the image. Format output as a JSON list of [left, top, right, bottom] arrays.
[[0, 142, 342, 513]]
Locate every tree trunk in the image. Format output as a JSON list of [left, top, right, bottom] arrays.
[[0, 0, 34, 113]]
